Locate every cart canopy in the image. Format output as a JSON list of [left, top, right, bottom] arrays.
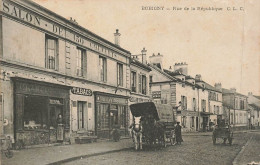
[[129, 102, 174, 122]]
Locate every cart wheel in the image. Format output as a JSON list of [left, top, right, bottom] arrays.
[[228, 138, 232, 146], [212, 137, 216, 145], [5, 150, 13, 158]]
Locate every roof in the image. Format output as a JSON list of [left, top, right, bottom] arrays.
[[254, 95, 260, 100], [163, 69, 184, 77], [248, 103, 260, 110], [204, 82, 222, 93], [130, 58, 151, 71], [148, 64, 176, 81], [22, 0, 131, 55], [222, 88, 247, 97]]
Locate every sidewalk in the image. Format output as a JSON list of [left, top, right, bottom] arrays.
[[233, 131, 260, 165], [182, 129, 260, 136], [1, 138, 133, 165]]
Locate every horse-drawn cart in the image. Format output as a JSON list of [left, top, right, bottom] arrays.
[[129, 102, 176, 150], [212, 120, 233, 145]]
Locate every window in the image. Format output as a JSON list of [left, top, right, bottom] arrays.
[[201, 99, 206, 112], [142, 75, 147, 95], [138, 74, 147, 95], [149, 75, 153, 83], [131, 71, 137, 92], [45, 35, 58, 70], [192, 98, 196, 111], [138, 74, 142, 93], [76, 48, 85, 77], [181, 96, 187, 110], [99, 56, 107, 82], [117, 63, 123, 86]]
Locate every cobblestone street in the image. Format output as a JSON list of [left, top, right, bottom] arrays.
[[65, 132, 258, 165]]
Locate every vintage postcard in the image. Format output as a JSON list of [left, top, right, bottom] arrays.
[[0, 0, 259, 164]]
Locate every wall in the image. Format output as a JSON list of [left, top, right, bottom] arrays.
[[3, 17, 45, 68]]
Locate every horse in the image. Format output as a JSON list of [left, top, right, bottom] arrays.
[[129, 117, 143, 150]]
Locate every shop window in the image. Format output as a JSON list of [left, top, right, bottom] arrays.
[[117, 63, 123, 86], [76, 47, 85, 77], [99, 56, 107, 82], [24, 96, 48, 130], [45, 35, 58, 70], [97, 104, 109, 130], [131, 71, 137, 92]]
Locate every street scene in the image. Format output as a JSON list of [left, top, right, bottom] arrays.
[[0, 0, 260, 165]]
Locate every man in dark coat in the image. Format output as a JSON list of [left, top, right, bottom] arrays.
[[175, 122, 183, 145]]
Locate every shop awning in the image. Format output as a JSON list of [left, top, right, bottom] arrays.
[[200, 112, 214, 116]]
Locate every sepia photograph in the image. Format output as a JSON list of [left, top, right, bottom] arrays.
[[0, 0, 259, 164]]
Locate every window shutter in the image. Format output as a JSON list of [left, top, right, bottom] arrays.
[[15, 94, 24, 131], [83, 51, 88, 78]]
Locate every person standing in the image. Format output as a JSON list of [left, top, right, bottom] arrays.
[[56, 114, 64, 143], [175, 122, 183, 145]]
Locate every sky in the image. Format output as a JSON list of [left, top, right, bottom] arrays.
[[33, 0, 260, 96]]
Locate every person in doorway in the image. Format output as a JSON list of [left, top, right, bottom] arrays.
[[175, 122, 183, 145], [56, 114, 64, 143]]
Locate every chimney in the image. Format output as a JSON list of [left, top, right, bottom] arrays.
[[141, 47, 147, 64], [174, 62, 188, 75], [214, 83, 222, 91], [149, 53, 164, 70], [114, 29, 121, 46], [169, 66, 173, 71], [195, 74, 202, 81], [230, 88, 236, 93]]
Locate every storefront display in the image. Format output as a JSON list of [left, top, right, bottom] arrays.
[[13, 78, 70, 146], [94, 92, 129, 139]]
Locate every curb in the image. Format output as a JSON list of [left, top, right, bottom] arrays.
[[232, 136, 253, 165], [47, 147, 132, 165]]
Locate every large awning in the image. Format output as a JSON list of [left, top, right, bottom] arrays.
[[200, 112, 214, 116]]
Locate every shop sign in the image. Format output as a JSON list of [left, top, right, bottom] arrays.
[[49, 99, 63, 105], [97, 95, 127, 104], [152, 91, 161, 99], [181, 110, 199, 116], [2, 1, 125, 62], [71, 87, 92, 96]]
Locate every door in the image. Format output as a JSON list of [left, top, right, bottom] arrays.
[[49, 105, 63, 143], [196, 117, 199, 131], [77, 101, 87, 130]]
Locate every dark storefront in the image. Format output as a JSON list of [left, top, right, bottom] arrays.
[[13, 78, 70, 146], [94, 92, 129, 139]]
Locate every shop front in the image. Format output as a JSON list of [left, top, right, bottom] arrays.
[[94, 92, 129, 139], [200, 112, 213, 132], [177, 110, 199, 132], [13, 78, 70, 146]]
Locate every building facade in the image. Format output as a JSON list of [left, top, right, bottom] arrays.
[[248, 92, 260, 128], [129, 48, 151, 124], [222, 88, 249, 130], [149, 54, 212, 132], [0, 0, 131, 146], [206, 83, 223, 129]]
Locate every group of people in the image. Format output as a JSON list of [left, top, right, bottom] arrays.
[[129, 116, 183, 145]]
